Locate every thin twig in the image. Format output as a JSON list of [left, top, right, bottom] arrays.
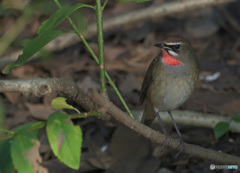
[[102, 0, 109, 11], [69, 111, 102, 119]]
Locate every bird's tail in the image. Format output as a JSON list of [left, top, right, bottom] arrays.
[[141, 101, 156, 126]]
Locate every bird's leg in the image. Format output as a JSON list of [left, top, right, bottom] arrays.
[[167, 111, 185, 156], [156, 112, 172, 150]]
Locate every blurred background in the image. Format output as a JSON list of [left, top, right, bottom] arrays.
[[0, 0, 240, 172]]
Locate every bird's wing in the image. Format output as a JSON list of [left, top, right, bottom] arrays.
[[139, 54, 161, 105]]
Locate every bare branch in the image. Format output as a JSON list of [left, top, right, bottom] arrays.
[[0, 78, 112, 121], [88, 88, 240, 165], [133, 110, 240, 133], [1, 78, 239, 132], [1, 78, 240, 164]]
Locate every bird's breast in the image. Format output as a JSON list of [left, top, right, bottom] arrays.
[[147, 68, 196, 112]]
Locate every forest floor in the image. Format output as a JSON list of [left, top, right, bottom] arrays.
[[1, 0, 240, 172]]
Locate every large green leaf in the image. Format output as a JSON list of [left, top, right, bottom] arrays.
[[0, 139, 14, 173], [214, 122, 230, 139], [10, 132, 39, 173], [3, 29, 68, 74], [46, 112, 82, 169], [38, 3, 92, 34]]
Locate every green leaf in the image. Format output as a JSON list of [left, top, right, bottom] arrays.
[[10, 132, 38, 173], [0, 139, 14, 173], [214, 122, 230, 139], [46, 112, 82, 169], [13, 121, 45, 133], [38, 3, 92, 34], [51, 97, 80, 113], [232, 113, 240, 123], [3, 29, 68, 74]]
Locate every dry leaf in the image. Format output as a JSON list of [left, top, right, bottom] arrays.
[[25, 103, 55, 120], [24, 139, 48, 173], [3, 92, 20, 104]]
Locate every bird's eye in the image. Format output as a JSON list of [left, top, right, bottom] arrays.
[[174, 45, 180, 49]]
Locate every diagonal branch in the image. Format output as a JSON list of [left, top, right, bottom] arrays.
[[88, 88, 240, 165], [0, 78, 240, 164]]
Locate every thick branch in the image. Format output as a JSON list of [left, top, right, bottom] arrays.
[[0, 78, 111, 121], [88, 89, 240, 165], [1, 78, 239, 132], [0, 78, 240, 164]]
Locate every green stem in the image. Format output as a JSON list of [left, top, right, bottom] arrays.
[[102, 0, 109, 10], [0, 111, 102, 140], [96, 0, 106, 96], [27, 121, 46, 131], [69, 111, 102, 119], [54, 0, 133, 118], [0, 133, 14, 140], [0, 128, 14, 134]]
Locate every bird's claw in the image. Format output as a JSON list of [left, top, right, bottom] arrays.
[[174, 137, 185, 158]]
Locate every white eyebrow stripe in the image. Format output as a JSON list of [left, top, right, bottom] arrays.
[[166, 42, 183, 45], [168, 50, 178, 56]]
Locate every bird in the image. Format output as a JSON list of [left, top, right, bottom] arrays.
[[139, 35, 199, 153]]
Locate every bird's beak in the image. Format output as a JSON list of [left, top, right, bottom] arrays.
[[154, 43, 164, 48]]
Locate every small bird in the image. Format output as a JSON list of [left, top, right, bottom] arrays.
[[140, 36, 199, 153]]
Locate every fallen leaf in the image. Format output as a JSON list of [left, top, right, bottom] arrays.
[[25, 103, 55, 120], [3, 92, 20, 104], [24, 139, 48, 173]]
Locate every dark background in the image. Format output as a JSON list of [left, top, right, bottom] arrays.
[[1, 0, 240, 172]]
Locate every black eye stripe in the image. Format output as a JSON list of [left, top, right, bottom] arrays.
[[168, 44, 180, 50]]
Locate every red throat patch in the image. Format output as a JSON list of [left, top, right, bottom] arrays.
[[161, 49, 182, 66]]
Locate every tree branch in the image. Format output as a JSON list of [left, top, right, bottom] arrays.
[[0, 78, 112, 122], [133, 110, 240, 133], [88, 88, 240, 164], [0, 78, 240, 164]]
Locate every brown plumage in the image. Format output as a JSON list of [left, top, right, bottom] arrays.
[[140, 36, 199, 152]]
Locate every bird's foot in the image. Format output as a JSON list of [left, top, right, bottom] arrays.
[[159, 135, 172, 153], [174, 137, 185, 158]]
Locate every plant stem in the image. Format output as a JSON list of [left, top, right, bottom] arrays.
[[96, 0, 106, 96], [102, 0, 109, 10], [69, 111, 102, 119], [0, 128, 14, 134], [0, 111, 102, 140], [54, 0, 133, 118]]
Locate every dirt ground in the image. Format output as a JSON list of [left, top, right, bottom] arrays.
[[1, 0, 240, 172]]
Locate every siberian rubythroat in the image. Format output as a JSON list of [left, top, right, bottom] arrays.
[[140, 36, 199, 152]]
